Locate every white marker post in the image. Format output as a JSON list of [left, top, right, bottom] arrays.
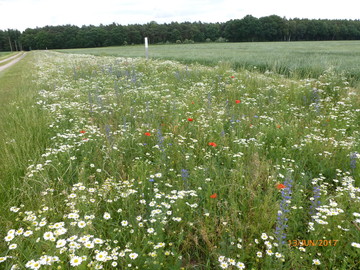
[[145, 37, 149, 60]]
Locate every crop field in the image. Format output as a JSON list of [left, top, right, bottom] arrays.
[[58, 41, 360, 88], [0, 48, 359, 269]]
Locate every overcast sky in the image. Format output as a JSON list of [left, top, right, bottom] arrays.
[[0, 0, 359, 31]]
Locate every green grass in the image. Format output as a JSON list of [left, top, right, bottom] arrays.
[[0, 51, 360, 269], [0, 52, 22, 67], [58, 41, 360, 87], [0, 52, 17, 61], [0, 53, 53, 224]]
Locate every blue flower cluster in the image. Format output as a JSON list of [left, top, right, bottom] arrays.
[[275, 176, 293, 247]]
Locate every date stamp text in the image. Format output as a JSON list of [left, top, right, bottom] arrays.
[[288, 240, 338, 247]]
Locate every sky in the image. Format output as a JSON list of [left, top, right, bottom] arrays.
[[0, 0, 359, 31]]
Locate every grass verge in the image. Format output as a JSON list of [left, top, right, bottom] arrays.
[[0, 52, 52, 224]]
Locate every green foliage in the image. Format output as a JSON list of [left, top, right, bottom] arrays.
[[183, 39, 194, 44], [0, 29, 21, 51], [215, 37, 227, 43], [2, 15, 360, 51]]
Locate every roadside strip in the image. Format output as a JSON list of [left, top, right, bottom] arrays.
[[0, 52, 27, 72], [0, 52, 23, 64]]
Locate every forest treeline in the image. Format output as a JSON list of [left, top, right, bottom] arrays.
[[1, 15, 360, 51]]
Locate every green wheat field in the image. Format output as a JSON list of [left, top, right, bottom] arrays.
[[58, 41, 360, 88], [0, 41, 359, 269]]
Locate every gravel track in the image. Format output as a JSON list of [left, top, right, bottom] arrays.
[[0, 52, 27, 72]]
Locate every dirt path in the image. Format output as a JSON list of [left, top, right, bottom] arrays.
[[0, 52, 22, 63], [0, 52, 27, 72]]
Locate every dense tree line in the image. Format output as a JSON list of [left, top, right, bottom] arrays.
[[1, 15, 360, 51], [0, 29, 21, 51]]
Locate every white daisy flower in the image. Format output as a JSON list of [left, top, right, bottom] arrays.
[[9, 244, 17, 250], [103, 212, 111, 220], [70, 256, 83, 267], [43, 231, 54, 241], [23, 230, 33, 237], [218, 256, 225, 262], [84, 241, 94, 249], [220, 261, 228, 269], [77, 221, 87, 228], [56, 239, 67, 248], [95, 251, 108, 262], [121, 220, 128, 226], [236, 262, 245, 269], [4, 234, 14, 242], [129, 253, 138, 259]]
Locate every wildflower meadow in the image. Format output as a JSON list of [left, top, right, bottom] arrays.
[[0, 51, 359, 269]]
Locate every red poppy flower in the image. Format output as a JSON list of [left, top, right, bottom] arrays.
[[276, 124, 281, 129], [210, 193, 217, 199], [80, 130, 86, 134], [276, 184, 286, 190], [208, 142, 217, 147], [230, 76, 235, 79], [235, 100, 241, 104], [187, 118, 194, 122], [144, 132, 151, 136]]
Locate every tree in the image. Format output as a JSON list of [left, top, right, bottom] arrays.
[[168, 22, 182, 42], [126, 24, 142, 44], [4, 15, 360, 50], [224, 19, 242, 42], [104, 23, 126, 46], [193, 22, 205, 42], [204, 23, 220, 41], [62, 25, 80, 48], [34, 30, 52, 49], [0, 30, 10, 51], [239, 15, 260, 42], [258, 15, 286, 41], [143, 21, 168, 44]]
